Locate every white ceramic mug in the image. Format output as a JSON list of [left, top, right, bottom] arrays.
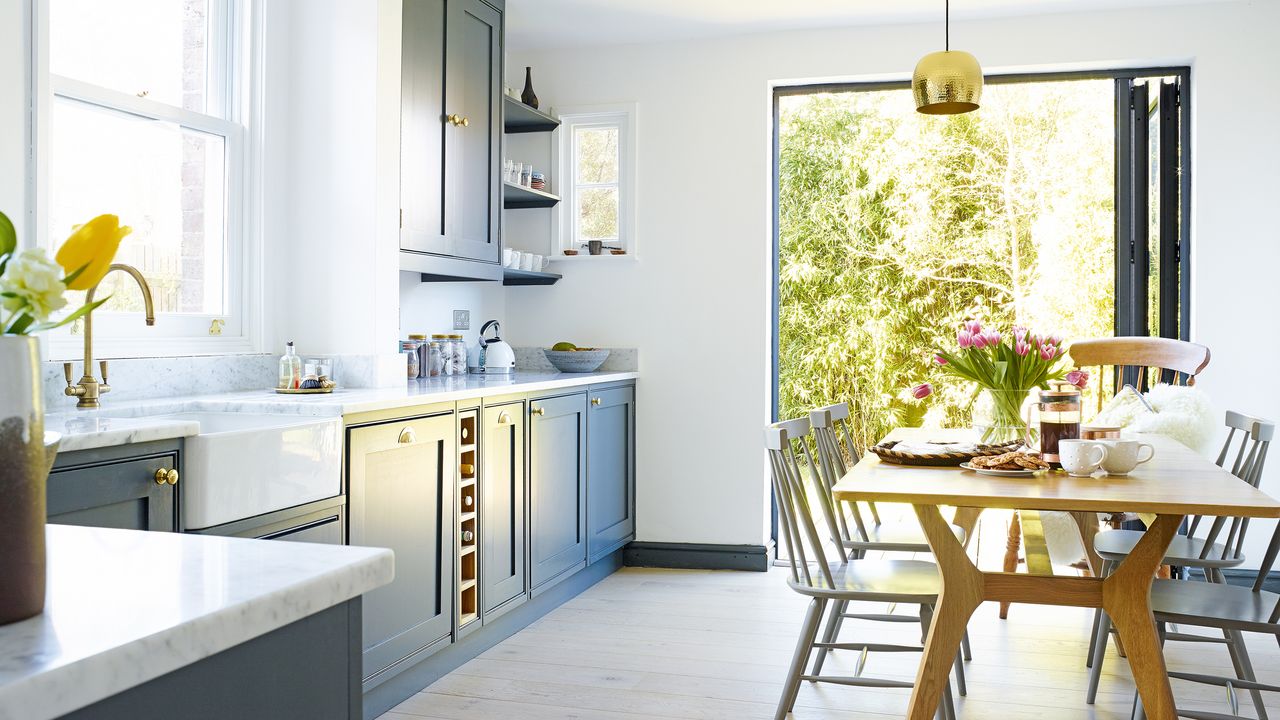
[[520, 253, 537, 271], [507, 250, 522, 269], [501, 248, 514, 267], [1059, 439, 1109, 477], [1100, 439, 1156, 475]]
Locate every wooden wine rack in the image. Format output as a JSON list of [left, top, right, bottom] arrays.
[[457, 410, 479, 630]]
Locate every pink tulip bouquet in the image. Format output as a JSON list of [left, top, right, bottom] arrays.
[[911, 321, 1077, 443]]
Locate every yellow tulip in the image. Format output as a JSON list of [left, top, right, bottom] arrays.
[[55, 214, 130, 290]]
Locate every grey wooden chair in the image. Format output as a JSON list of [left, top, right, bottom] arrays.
[[808, 404, 972, 676], [1086, 413, 1275, 713], [1130, 513, 1280, 719], [766, 417, 962, 720], [809, 404, 968, 556]]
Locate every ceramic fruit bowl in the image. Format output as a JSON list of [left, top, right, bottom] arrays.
[[544, 348, 610, 373]]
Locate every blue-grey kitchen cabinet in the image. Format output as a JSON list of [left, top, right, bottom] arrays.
[[347, 410, 456, 685], [586, 384, 636, 562], [400, 0, 504, 278], [47, 440, 180, 532], [528, 392, 587, 590], [480, 399, 526, 617], [188, 497, 346, 545]]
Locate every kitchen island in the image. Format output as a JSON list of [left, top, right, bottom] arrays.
[[0, 525, 393, 720]]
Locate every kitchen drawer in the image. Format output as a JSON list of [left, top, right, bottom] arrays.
[[48, 448, 179, 532]]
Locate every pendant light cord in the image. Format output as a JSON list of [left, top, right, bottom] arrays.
[[945, 0, 950, 51]]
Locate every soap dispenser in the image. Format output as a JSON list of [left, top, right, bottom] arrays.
[[278, 341, 302, 389]]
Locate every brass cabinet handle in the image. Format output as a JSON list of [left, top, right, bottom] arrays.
[[446, 114, 460, 125], [531, 407, 545, 416], [154, 468, 178, 486], [398, 427, 417, 444], [461, 116, 469, 127], [591, 397, 602, 406], [497, 411, 512, 425], [446, 114, 468, 127]]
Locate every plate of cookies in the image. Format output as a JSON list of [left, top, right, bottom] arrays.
[[960, 451, 1051, 477]]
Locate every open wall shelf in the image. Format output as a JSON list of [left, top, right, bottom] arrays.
[[503, 182, 560, 209], [503, 96, 560, 133]]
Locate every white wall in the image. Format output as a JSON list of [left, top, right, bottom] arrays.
[[507, 0, 1280, 553], [399, 274, 506, 346], [0, 2, 28, 245], [261, 0, 401, 361]]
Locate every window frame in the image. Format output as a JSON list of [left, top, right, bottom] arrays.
[[33, 0, 263, 360], [553, 103, 638, 258]]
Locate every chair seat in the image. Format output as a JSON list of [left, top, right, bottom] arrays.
[[845, 523, 966, 553], [1150, 578, 1280, 634], [789, 559, 941, 602], [1093, 529, 1245, 568]]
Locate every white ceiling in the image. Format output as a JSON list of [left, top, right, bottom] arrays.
[[506, 0, 1236, 50]]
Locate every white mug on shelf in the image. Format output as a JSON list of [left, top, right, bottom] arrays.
[[507, 250, 522, 269], [501, 247, 514, 267], [1058, 439, 1109, 477], [1100, 439, 1156, 475], [520, 253, 537, 271]]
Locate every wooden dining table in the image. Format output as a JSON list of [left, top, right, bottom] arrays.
[[832, 428, 1280, 720]]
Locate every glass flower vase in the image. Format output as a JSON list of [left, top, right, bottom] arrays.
[[972, 388, 1035, 447]]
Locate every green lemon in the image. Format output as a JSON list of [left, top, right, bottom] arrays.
[[551, 341, 577, 351]]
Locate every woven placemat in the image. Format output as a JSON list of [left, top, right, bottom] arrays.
[[869, 439, 1021, 467]]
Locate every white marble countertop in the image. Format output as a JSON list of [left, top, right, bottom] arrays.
[[0, 525, 393, 720], [47, 370, 637, 452]]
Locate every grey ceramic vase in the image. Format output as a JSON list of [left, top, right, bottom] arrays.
[[0, 336, 59, 625]]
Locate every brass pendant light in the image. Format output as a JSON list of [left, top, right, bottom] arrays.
[[913, 0, 983, 115]]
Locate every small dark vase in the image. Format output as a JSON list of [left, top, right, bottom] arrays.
[[521, 67, 539, 109], [0, 336, 59, 626]]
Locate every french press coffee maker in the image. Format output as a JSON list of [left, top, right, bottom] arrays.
[[1033, 386, 1082, 467]]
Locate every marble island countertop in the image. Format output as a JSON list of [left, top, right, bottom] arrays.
[[46, 370, 638, 452], [0, 525, 392, 720]]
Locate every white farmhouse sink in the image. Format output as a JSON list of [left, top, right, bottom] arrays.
[[145, 412, 342, 530]]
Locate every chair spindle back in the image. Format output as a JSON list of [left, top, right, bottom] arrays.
[[766, 418, 843, 590], [1186, 413, 1275, 562], [1068, 337, 1210, 413]]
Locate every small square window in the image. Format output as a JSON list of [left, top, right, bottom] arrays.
[[559, 106, 635, 256]]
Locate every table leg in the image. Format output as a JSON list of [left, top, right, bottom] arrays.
[[1070, 511, 1104, 577], [909, 504, 983, 720], [1102, 514, 1184, 720], [999, 510, 1022, 618]]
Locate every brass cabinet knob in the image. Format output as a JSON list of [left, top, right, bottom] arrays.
[[154, 468, 178, 485], [591, 397, 602, 406], [398, 427, 417, 444], [497, 411, 512, 425], [447, 113, 468, 126], [531, 407, 545, 416], [460, 116, 469, 127]]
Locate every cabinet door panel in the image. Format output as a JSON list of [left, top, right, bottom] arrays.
[[443, 0, 501, 262], [48, 455, 177, 532], [529, 393, 587, 588], [587, 386, 636, 561], [348, 413, 455, 681], [400, 0, 447, 255], [481, 401, 525, 613]]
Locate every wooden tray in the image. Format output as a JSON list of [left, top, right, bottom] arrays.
[[273, 386, 335, 395], [869, 439, 1021, 467]]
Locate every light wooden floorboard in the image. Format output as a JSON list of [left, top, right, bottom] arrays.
[[380, 510, 1276, 719]]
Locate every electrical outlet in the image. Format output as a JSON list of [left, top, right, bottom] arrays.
[[453, 310, 470, 330]]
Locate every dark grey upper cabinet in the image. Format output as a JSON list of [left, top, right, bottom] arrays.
[[587, 385, 636, 562], [401, 0, 503, 276], [48, 442, 179, 532], [528, 393, 587, 589], [348, 412, 456, 683], [400, 0, 447, 254], [480, 401, 526, 615]]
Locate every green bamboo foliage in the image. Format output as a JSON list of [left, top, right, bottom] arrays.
[[778, 81, 1115, 451]]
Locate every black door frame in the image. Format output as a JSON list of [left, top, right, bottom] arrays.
[[769, 67, 1192, 552]]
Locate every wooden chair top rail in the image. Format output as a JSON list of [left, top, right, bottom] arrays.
[[1068, 337, 1211, 380]]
